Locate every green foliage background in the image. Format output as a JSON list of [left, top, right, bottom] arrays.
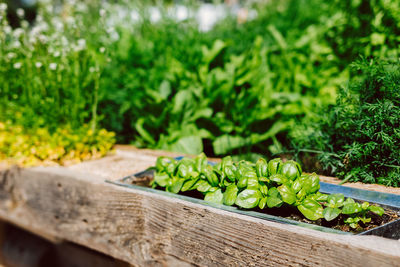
[[1, 0, 400, 185]]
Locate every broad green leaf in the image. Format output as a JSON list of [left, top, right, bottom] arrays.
[[280, 160, 302, 180], [368, 205, 385, 216], [154, 172, 170, 187], [235, 189, 262, 209], [269, 174, 288, 185], [166, 178, 184, 194], [169, 135, 203, 155], [342, 203, 362, 215], [298, 199, 323, 221], [266, 196, 283, 208], [181, 178, 199, 192], [256, 158, 268, 177], [212, 135, 248, 155], [277, 184, 296, 205], [237, 176, 248, 189], [323, 207, 341, 221], [196, 180, 212, 192], [223, 184, 238, 206], [267, 158, 282, 175], [204, 189, 223, 204], [343, 198, 355, 205], [327, 193, 345, 208]]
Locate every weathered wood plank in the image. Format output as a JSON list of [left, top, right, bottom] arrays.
[[0, 163, 399, 267]]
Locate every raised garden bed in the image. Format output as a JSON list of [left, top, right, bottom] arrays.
[[107, 157, 400, 239]]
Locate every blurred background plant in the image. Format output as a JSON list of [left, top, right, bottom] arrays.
[[1, 0, 399, 186]]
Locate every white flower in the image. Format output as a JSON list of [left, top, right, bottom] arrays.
[[12, 41, 21, 48], [49, 63, 57, 70], [89, 67, 96, 73], [99, 47, 105, 53], [7, 52, 16, 59], [53, 51, 61, 57], [0, 3, 7, 12], [16, 8, 25, 18], [13, 62, 22, 69], [99, 9, 106, 17], [74, 38, 86, 51], [13, 28, 24, 38], [4, 25, 11, 34], [35, 62, 43, 68], [38, 34, 47, 43]]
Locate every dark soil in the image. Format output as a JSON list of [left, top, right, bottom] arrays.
[[127, 174, 400, 234]]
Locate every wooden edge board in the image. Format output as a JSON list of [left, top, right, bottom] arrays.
[[0, 166, 399, 266]]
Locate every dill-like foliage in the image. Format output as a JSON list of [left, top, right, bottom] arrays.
[[293, 59, 400, 186]]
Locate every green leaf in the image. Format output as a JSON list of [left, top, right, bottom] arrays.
[[269, 174, 288, 185], [166, 178, 184, 194], [279, 160, 302, 180], [235, 189, 262, 209], [204, 189, 223, 204], [223, 184, 238, 206], [181, 178, 199, 192], [342, 203, 362, 215], [212, 135, 247, 155], [298, 199, 323, 221], [196, 180, 212, 193], [237, 176, 248, 189], [327, 193, 345, 208], [256, 158, 268, 177], [154, 172, 170, 187], [266, 187, 283, 208], [259, 182, 268, 196], [267, 158, 282, 175], [323, 207, 341, 221], [277, 184, 296, 205], [258, 197, 267, 209], [169, 135, 203, 155], [368, 205, 385, 216]]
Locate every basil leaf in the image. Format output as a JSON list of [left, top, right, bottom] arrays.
[[368, 205, 385, 216], [323, 207, 341, 221], [195, 153, 207, 172], [235, 189, 262, 209], [223, 164, 237, 182], [343, 197, 355, 205], [267, 158, 282, 176], [181, 177, 199, 192], [196, 180, 212, 192], [279, 160, 302, 180], [237, 176, 248, 189], [327, 193, 345, 208], [259, 182, 268, 196], [342, 203, 362, 215], [269, 174, 289, 185], [277, 184, 296, 205], [154, 172, 170, 187], [258, 197, 267, 209], [166, 178, 184, 194], [256, 158, 268, 177], [223, 184, 238, 206], [204, 189, 223, 204], [297, 199, 323, 220]]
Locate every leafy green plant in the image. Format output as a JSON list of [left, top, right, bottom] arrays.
[[151, 154, 385, 229], [291, 58, 400, 186]]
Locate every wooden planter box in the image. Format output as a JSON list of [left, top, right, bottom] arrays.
[[0, 149, 399, 266], [108, 167, 400, 239]]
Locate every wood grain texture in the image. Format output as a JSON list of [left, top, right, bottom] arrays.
[[0, 165, 399, 267]]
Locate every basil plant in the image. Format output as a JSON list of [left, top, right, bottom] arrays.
[[152, 154, 384, 227]]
